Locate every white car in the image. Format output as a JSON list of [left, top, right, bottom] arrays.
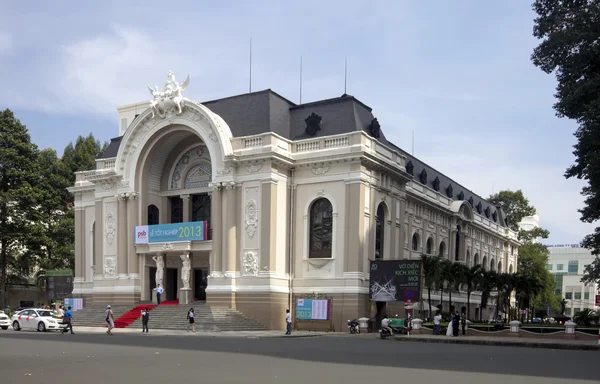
[[11, 308, 63, 332], [0, 313, 9, 330]]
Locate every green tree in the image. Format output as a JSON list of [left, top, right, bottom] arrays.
[[488, 189, 549, 241], [462, 264, 482, 320], [531, 1, 600, 285], [476, 270, 498, 322], [0, 109, 43, 307], [61, 133, 108, 187], [516, 243, 550, 321]]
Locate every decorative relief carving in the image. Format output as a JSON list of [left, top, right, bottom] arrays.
[[242, 251, 259, 277], [90, 265, 96, 275], [311, 166, 330, 175], [245, 163, 263, 173], [181, 253, 191, 289], [245, 200, 258, 238], [162, 243, 174, 251], [217, 166, 233, 175], [101, 181, 115, 190], [152, 255, 164, 286], [105, 212, 116, 245], [104, 257, 116, 278], [316, 189, 325, 197], [170, 145, 209, 189], [305, 258, 334, 272]]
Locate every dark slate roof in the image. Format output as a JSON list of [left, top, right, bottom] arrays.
[[99, 89, 507, 227]]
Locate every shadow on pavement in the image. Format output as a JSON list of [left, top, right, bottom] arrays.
[[0, 331, 597, 381]]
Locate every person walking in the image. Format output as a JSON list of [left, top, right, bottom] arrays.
[[187, 308, 195, 332], [105, 305, 115, 335], [433, 311, 442, 335], [156, 284, 164, 305], [61, 306, 74, 334], [285, 309, 292, 335], [141, 307, 150, 333]]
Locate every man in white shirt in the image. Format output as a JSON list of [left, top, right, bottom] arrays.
[[433, 311, 442, 335], [156, 284, 164, 304], [285, 309, 292, 335], [381, 315, 393, 335]]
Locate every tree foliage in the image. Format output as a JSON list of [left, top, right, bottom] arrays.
[[531, 1, 600, 286], [0, 109, 43, 307], [488, 189, 550, 241]]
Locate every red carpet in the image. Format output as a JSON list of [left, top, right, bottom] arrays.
[[159, 300, 179, 306], [113, 304, 157, 328]]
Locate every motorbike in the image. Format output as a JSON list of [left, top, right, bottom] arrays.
[[379, 324, 409, 339], [347, 319, 360, 334]]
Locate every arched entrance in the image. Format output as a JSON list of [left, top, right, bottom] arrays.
[[112, 100, 234, 304]]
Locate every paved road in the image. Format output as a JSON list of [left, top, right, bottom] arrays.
[[0, 330, 597, 383]]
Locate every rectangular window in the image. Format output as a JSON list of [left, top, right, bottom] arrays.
[[568, 260, 578, 274], [565, 292, 572, 299], [169, 197, 183, 224], [557, 264, 564, 271], [574, 292, 581, 300], [584, 292, 590, 300], [547, 264, 552, 271]]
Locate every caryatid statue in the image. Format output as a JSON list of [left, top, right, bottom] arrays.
[[152, 254, 164, 287], [180, 252, 191, 290]]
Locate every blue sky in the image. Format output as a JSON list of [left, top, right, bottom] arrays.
[[0, 0, 592, 244]]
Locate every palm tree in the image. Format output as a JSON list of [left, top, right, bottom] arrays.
[[449, 262, 465, 312], [438, 259, 454, 312], [477, 270, 498, 322], [462, 264, 482, 320], [421, 254, 441, 316]]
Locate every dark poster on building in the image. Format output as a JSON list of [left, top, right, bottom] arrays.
[[369, 260, 422, 302], [45, 274, 73, 302]]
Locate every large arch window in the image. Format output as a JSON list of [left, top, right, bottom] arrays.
[[497, 261, 502, 273], [482, 256, 488, 270], [490, 258, 496, 271], [411, 232, 420, 251], [426, 237, 433, 255], [309, 198, 333, 259], [148, 205, 159, 225], [375, 204, 385, 259], [439, 241, 446, 258], [474, 252, 479, 266], [455, 225, 461, 261]]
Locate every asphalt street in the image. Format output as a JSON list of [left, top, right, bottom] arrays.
[[0, 330, 597, 384]]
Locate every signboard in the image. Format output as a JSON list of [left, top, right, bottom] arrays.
[[596, 294, 600, 307], [46, 269, 73, 277], [295, 299, 330, 320], [546, 244, 580, 248], [369, 260, 422, 302], [134, 221, 208, 244], [64, 298, 84, 311], [45, 275, 73, 301]]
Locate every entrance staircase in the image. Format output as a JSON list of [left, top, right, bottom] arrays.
[[128, 302, 267, 331], [72, 302, 267, 331]]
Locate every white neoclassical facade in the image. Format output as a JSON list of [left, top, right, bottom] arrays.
[[69, 71, 520, 330]]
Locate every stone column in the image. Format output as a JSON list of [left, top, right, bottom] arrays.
[[181, 194, 191, 222], [344, 181, 365, 272], [94, 200, 103, 277], [209, 183, 223, 274], [388, 196, 397, 260], [398, 197, 407, 259], [74, 207, 85, 281], [261, 180, 277, 272], [224, 182, 238, 275], [127, 192, 140, 276], [117, 193, 128, 276]]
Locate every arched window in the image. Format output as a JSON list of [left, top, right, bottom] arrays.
[[498, 261, 502, 273], [426, 237, 433, 254], [148, 205, 159, 225], [375, 204, 385, 259], [411, 232, 420, 251], [509, 264, 513, 274], [466, 250, 471, 267], [490, 258, 496, 271], [439, 241, 446, 257], [474, 252, 479, 266], [482, 256, 488, 270], [309, 198, 333, 258]]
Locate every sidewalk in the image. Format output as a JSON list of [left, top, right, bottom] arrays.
[[392, 333, 600, 351], [67, 326, 333, 338]]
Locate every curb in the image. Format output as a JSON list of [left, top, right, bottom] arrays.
[[392, 336, 600, 351]]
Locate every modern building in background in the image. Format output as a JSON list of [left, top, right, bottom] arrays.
[[519, 215, 540, 241], [546, 245, 599, 316]]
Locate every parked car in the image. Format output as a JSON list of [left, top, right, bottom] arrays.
[[11, 309, 62, 332], [0, 313, 9, 330]]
